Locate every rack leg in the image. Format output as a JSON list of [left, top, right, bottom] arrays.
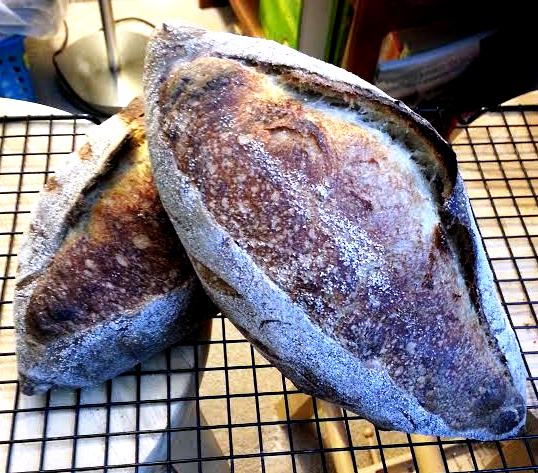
[[410, 434, 446, 473], [276, 396, 355, 473], [276, 393, 313, 420]]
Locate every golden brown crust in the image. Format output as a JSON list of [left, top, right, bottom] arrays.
[[117, 96, 145, 124], [191, 257, 240, 298], [26, 121, 191, 341], [157, 56, 521, 433], [78, 143, 93, 160], [44, 176, 60, 192]]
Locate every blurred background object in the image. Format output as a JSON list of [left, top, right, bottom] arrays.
[[0, 0, 67, 101], [210, 0, 538, 134], [52, 0, 151, 114], [0, 34, 35, 100], [0, 0, 235, 115], [0, 0, 67, 40]]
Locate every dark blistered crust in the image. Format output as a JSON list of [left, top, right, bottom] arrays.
[[15, 98, 213, 393], [143, 26, 527, 439], [19, 283, 214, 395], [156, 57, 524, 434], [26, 133, 192, 341]]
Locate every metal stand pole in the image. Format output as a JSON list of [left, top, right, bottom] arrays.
[[98, 0, 120, 73]]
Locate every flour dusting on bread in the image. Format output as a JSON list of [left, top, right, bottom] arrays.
[[15, 99, 213, 394], [144, 24, 527, 440]]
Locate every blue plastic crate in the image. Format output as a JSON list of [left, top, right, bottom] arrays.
[[0, 35, 36, 101]]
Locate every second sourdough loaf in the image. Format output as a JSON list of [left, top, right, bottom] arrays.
[[144, 25, 527, 440], [15, 98, 214, 394]]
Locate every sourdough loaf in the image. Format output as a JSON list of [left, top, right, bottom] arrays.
[[15, 98, 213, 394], [144, 25, 527, 439]]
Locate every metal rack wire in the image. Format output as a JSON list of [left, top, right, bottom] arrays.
[[0, 106, 537, 473]]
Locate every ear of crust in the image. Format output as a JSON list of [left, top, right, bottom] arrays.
[[144, 24, 456, 199]]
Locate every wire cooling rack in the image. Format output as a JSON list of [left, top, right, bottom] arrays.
[[0, 105, 537, 473]]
